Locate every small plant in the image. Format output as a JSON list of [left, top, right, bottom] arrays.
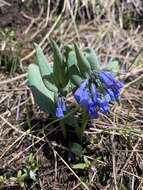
[[11, 169, 28, 188], [72, 156, 91, 170], [11, 153, 38, 187], [28, 38, 124, 158]]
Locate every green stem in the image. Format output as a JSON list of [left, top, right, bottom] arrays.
[[59, 105, 80, 141], [76, 109, 89, 144]]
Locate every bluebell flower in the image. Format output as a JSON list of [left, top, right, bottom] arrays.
[[74, 80, 89, 104], [56, 96, 66, 118], [103, 91, 111, 102], [74, 81, 98, 118], [56, 108, 64, 118], [99, 71, 123, 89], [97, 97, 109, 113], [111, 87, 120, 98], [88, 107, 98, 119], [99, 71, 114, 86], [82, 98, 94, 110], [73, 70, 123, 119], [105, 88, 116, 101], [90, 83, 97, 102], [99, 71, 123, 101]]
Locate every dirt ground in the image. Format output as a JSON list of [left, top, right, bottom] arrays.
[[0, 1, 143, 190]]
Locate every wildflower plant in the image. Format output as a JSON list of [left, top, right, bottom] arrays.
[[28, 39, 123, 157]]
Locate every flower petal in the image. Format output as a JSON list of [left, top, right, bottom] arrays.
[[56, 108, 64, 118], [97, 97, 109, 113], [99, 71, 114, 86], [106, 88, 116, 101], [88, 107, 98, 119]]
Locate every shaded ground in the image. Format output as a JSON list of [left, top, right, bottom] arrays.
[[0, 1, 143, 189]]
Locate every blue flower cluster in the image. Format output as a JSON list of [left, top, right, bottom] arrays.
[[56, 96, 66, 118], [74, 71, 123, 119]]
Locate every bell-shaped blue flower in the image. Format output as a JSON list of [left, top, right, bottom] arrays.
[[73, 70, 123, 119], [111, 87, 120, 98], [105, 88, 116, 101], [97, 97, 109, 113], [99, 71, 114, 86], [82, 98, 94, 110], [88, 107, 98, 119], [74, 80, 89, 104], [99, 71, 123, 89], [56, 108, 64, 118], [55, 96, 66, 118], [90, 83, 97, 102], [104, 91, 111, 102]]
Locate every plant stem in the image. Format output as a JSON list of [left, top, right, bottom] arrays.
[[60, 120, 67, 139], [76, 109, 89, 143]]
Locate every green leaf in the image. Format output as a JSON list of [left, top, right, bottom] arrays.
[[49, 38, 69, 88], [67, 51, 83, 86], [72, 163, 89, 170], [17, 170, 22, 178], [21, 169, 28, 178], [83, 156, 91, 165], [102, 60, 120, 75], [35, 44, 58, 92], [74, 43, 91, 78], [70, 143, 82, 156], [43, 77, 58, 93], [83, 47, 100, 71], [72, 156, 90, 170], [63, 44, 73, 61], [28, 64, 55, 114], [62, 81, 71, 94], [35, 43, 52, 78]]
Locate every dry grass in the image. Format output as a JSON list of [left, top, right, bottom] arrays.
[[0, 0, 143, 189]]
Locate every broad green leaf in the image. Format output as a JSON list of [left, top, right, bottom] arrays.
[[35, 43, 52, 78], [83, 47, 100, 71], [68, 51, 83, 86], [74, 43, 91, 78], [49, 38, 69, 88], [102, 60, 120, 75], [43, 77, 58, 93], [28, 64, 55, 114], [35, 44, 58, 92], [70, 142, 82, 156]]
